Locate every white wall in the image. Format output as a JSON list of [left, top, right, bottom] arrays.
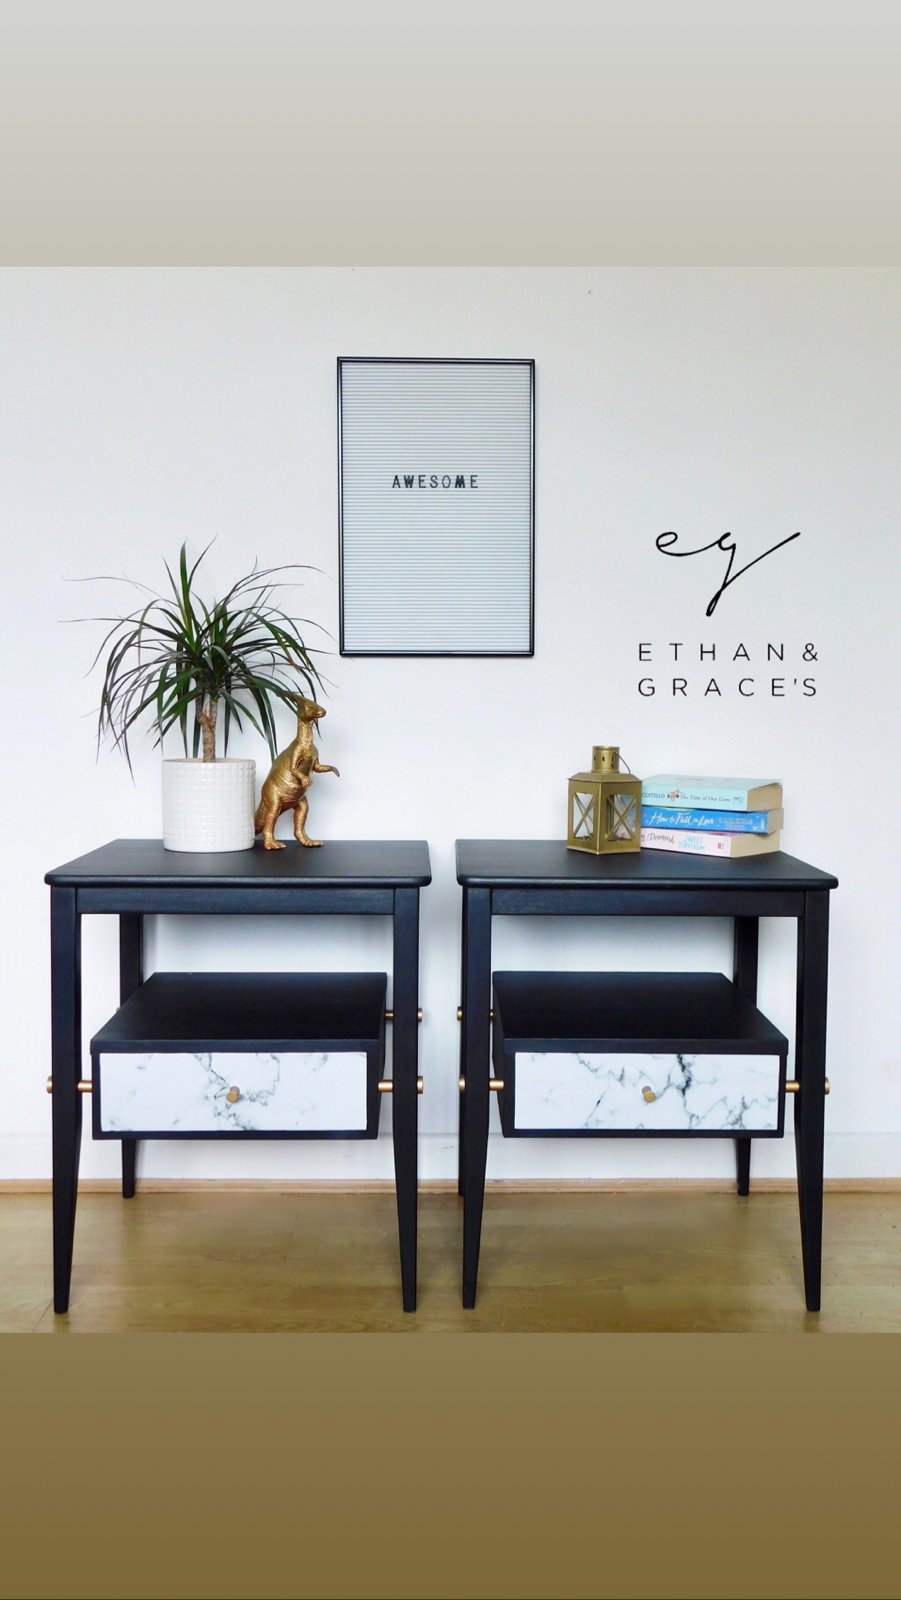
[[2, 267, 898, 1182]]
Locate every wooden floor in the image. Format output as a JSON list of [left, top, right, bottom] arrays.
[[3, 1188, 900, 1332]]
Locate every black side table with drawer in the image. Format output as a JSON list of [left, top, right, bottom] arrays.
[[491, 971, 789, 1140], [456, 840, 838, 1311], [46, 838, 431, 1313]]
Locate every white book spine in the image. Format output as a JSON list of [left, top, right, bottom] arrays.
[[640, 827, 775, 857]]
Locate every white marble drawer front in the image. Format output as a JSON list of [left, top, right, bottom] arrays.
[[96, 1049, 369, 1134], [491, 970, 789, 1139], [89, 970, 387, 1139], [512, 1050, 782, 1133]]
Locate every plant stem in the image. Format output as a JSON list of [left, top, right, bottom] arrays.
[[199, 696, 217, 762]]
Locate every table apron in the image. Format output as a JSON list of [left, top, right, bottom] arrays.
[[76, 887, 396, 916], [489, 888, 806, 918]]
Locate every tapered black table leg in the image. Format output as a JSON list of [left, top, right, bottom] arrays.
[[121, 1139, 137, 1199], [392, 888, 420, 1312], [732, 916, 760, 1000], [794, 891, 830, 1312], [50, 888, 82, 1314], [732, 916, 759, 1197], [457, 890, 468, 1197], [119, 913, 143, 1198], [461, 887, 492, 1308], [735, 1139, 751, 1196]]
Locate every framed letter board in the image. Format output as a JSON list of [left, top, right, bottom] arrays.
[[338, 358, 534, 656]]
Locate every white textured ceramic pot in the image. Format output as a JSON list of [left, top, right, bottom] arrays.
[[161, 759, 256, 852]]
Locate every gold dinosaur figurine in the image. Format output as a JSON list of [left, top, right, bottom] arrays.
[[254, 696, 340, 849]]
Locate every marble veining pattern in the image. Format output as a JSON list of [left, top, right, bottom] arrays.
[[513, 1051, 781, 1132], [98, 1050, 369, 1133]]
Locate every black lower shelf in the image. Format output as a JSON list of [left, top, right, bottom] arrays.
[[492, 972, 788, 1138], [90, 972, 388, 1140], [92, 971, 388, 1050], [492, 971, 786, 1049]]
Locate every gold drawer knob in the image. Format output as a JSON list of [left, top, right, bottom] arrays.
[[641, 1086, 657, 1103], [226, 1086, 241, 1104]]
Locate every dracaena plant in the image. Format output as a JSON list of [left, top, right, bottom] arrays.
[[79, 542, 327, 770]]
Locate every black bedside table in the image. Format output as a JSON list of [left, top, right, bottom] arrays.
[[456, 840, 838, 1311], [46, 838, 431, 1313]]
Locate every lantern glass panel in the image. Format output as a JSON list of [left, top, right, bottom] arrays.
[[605, 792, 638, 842], [572, 791, 596, 840]]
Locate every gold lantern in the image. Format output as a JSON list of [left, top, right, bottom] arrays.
[[567, 746, 642, 854]]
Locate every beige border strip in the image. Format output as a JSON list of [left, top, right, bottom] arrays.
[[2, 1177, 900, 1195]]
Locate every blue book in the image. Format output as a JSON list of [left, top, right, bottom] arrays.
[[641, 805, 784, 835], [641, 774, 782, 811]]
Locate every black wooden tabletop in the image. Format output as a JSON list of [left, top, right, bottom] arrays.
[[46, 838, 432, 888], [455, 840, 838, 889]]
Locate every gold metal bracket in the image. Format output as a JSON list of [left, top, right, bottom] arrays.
[[45, 1078, 93, 1094], [458, 1078, 505, 1092], [385, 1010, 423, 1022], [378, 1077, 424, 1094], [456, 1008, 494, 1022], [785, 1079, 831, 1095]]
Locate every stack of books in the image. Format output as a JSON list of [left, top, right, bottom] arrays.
[[640, 775, 784, 857]]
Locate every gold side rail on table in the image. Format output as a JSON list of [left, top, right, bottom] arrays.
[[453, 1014, 833, 1099], [43, 1009, 423, 1097], [46, 1075, 425, 1095], [45, 1075, 828, 1098], [455, 1078, 829, 1096]]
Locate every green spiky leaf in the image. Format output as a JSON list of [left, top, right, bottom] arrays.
[[72, 541, 331, 764]]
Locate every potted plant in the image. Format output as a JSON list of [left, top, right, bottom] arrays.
[[81, 542, 327, 851]]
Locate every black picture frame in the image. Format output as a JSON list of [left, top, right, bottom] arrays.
[[338, 357, 535, 657]]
